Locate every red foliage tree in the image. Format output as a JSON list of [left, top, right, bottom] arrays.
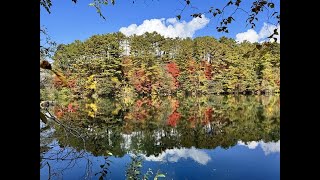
[[166, 62, 180, 78], [132, 69, 152, 93], [67, 103, 77, 113], [54, 106, 64, 119], [166, 62, 180, 89], [204, 62, 212, 80], [167, 112, 181, 127], [203, 107, 213, 125]]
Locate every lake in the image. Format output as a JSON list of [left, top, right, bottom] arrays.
[[40, 95, 280, 180]]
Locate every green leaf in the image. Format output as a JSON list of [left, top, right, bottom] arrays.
[[268, 3, 275, 8], [235, 0, 241, 6], [156, 174, 165, 178], [227, 17, 232, 23], [154, 173, 166, 180]]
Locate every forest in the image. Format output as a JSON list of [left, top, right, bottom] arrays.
[[41, 31, 280, 104], [40, 1, 280, 179]]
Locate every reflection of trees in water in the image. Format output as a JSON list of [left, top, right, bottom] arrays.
[[40, 120, 113, 179], [40, 95, 279, 179], [41, 146, 112, 179], [42, 95, 279, 157]]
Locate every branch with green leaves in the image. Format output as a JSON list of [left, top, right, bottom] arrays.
[[40, 0, 279, 41], [40, 0, 116, 20], [177, 0, 280, 42]]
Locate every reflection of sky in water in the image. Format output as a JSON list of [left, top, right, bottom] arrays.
[[140, 147, 211, 165], [138, 141, 280, 166], [238, 140, 280, 155], [136, 140, 279, 180], [41, 140, 280, 180]]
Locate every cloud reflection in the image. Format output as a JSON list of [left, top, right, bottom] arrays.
[[238, 140, 280, 155], [141, 147, 211, 165]]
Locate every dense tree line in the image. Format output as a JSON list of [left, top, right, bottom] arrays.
[[42, 31, 279, 100]]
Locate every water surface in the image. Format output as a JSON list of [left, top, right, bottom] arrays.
[[40, 95, 280, 180]]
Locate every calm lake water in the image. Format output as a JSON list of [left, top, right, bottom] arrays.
[[40, 95, 280, 180]]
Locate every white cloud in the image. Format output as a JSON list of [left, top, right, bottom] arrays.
[[236, 29, 260, 43], [236, 23, 280, 43], [166, 18, 177, 24], [119, 15, 210, 39], [260, 140, 280, 155], [140, 147, 211, 165], [238, 140, 259, 149], [238, 140, 280, 155]]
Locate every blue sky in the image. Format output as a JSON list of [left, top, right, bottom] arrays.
[[40, 0, 280, 45]]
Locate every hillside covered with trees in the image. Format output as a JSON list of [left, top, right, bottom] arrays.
[[41, 32, 279, 102]]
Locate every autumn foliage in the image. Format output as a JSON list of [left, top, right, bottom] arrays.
[[54, 103, 77, 119], [166, 98, 181, 127], [53, 75, 64, 88], [167, 112, 181, 127], [166, 62, 180, 89], [48, 31, 280, 101], [203, 108, 213, 125], [67, 103, 77, 112], [203, 61, 212, 80], [131, 69, 152, 93], [166, 62, 180, 78]]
